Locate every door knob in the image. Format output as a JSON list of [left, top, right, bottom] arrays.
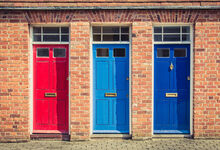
[[170, 63, 174, 71]]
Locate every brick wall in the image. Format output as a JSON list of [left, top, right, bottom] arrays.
[[0, 9, 219, 141], [131, 22, 153, 139], [69, 22, 90, 140], [0, 23, 29, 142], [194, 22, 220, 138]]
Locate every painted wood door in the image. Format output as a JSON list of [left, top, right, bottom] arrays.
[[154, 44, 190, 134], [33, 45, 69, 133], [93, 44, 129, 133]]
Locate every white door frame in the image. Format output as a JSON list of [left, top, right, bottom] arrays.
[[152, 23, 194, 136], [29, 24, 70, 134], [90, 23, 132, 135]]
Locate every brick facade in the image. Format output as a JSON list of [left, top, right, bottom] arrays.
[[0, 23, 30, 142], [0, 9, 219, 141]]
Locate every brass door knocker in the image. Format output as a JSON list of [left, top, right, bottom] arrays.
[[170, 62, 174, 71]]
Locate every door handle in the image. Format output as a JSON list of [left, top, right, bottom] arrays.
[[105, 93, 117, 97], [170, 63, 174, 71]]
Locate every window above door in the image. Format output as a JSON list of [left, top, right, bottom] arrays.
[[154, 26, 191, 42], [33, 26, 69, 42], [92, 26, 130, 42]]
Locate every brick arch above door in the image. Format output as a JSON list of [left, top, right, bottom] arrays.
[[1, 10, 219, 23]]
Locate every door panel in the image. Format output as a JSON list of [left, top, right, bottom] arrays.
[[36, 61, 50, 89], [96, 99, 111, 125], [154, 44, 190, 134], [115, 61, 127, 91], [52, 61, 67, 90], [93, 44, 129, 133], [96, 61, 110, 90], [116, 99, 127, 125], [36, 100, 49, 125], [33, 45, 69, 133]]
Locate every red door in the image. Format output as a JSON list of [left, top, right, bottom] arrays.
[[33, 45, 69, 133]]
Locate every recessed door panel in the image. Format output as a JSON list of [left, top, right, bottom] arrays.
[[33, 45, 69, 133], [114, 61, 127, 91], [96, 99, 111, 125], [154, 44, 190, 134], [155, 61, 171, 90], [96, 61, 110, 90], [52, 61, 67, 90], [36, 61, 50, 90], [116, 99, 127, 125], [93, 44, 129, 133], [36, 100, 49, 125]]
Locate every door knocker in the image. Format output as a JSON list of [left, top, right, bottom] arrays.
[[170, 62, 174, 71]]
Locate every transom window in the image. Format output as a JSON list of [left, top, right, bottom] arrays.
[[93, 26, 129, 42], [154, 26, 190, 42], [33, 27, 69, 42]]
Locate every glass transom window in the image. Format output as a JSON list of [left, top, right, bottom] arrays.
[[154, 26, 190, 42], [93, 26, 129, 42], [33, 27, 69, 42]]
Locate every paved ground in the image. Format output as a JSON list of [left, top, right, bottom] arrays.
[[0, 139, 220, 150]]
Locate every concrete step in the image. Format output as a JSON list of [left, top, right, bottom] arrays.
[[30, 134, 70, 141]]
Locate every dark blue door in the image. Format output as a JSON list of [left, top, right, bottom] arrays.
[[93, 44, 129, 133], [154, 44, 190, 134]]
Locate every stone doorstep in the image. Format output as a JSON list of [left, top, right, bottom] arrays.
[[30, 134, 70, 141], [152, 134, 193, 139], [91, 134, 132, 139]]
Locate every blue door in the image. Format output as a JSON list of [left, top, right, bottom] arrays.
[[154, 44, 190, 134], [93, 44, 129, 133]]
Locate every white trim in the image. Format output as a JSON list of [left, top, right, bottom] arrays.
[[153, 23, 193, 26], [151, 22, 154, 135], [93, 42, 130, 44], [32, 26, 69, 43], [92, 25, 130, 43], [152, 23, 193, 136], [29, 25, 34, 134], [153, 25, 191, 43], [91, 23, 131, 26], [190, 25, 194, 136], [31, 24, 69, 27], [90, 24, 93, 135], [32, 42, 69, 45], [154, 42, 191, 44], [30, 25, 71, 135], [90, 23, 132, 135]]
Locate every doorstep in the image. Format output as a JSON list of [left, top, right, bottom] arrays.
[[152, 134, 192, 138], [30, 133, 70, 141], [91, 134, 131, 139]]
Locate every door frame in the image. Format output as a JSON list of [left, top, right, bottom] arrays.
[[90, 24, 132, 135], [152, 23, 194, 136], [29, 25, 70, 134]]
